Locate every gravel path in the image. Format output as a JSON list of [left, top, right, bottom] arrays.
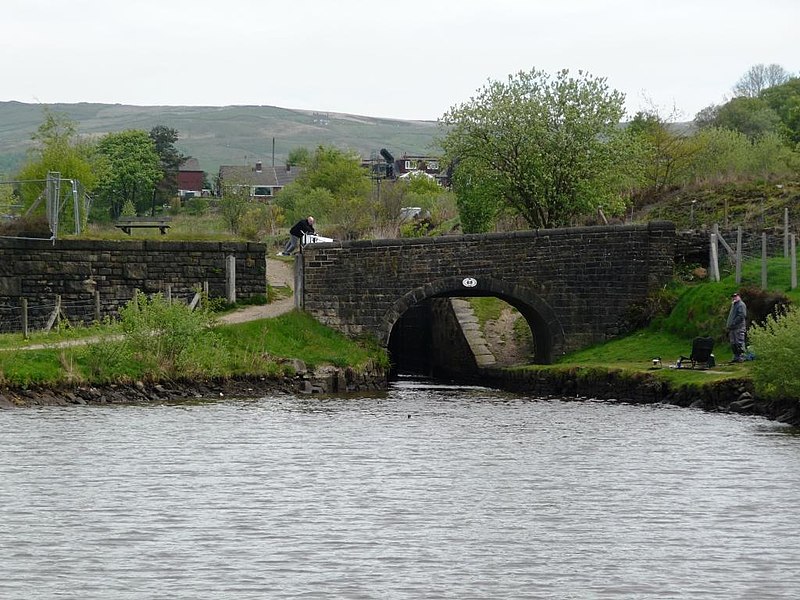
[[217, 258, 295, 324]]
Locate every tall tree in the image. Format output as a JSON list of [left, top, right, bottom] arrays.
[[733, 63, 792, 98], [16, 108, 98, 233], [149, 125, 185, 202], [277, 145, 375, 238], [438, 68, 628, 229], [19, 108, 97, 188], [94, 130, 162, 219], [627, 111, 699, 193], [761, 77, 800, 145]]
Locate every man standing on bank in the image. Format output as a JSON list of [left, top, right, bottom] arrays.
[[726, 291, 748, 363], [279, 216, 315, 256]]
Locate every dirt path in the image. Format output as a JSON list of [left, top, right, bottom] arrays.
[[218, 258, 295, 324]]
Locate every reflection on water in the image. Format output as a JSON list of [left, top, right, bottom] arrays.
[[1, 379, 800, 599]]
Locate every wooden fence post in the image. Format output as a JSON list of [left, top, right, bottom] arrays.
[[784, 207, 790, 258], [735, 226, 742, 285], [792, 233, 797, 290], [94, 290, 101, 322], [709, 233, 720, 282], [21, 298, 28, 340], [166, 283, 172, 304], [226, 254, 236, 304], [761, 232, 768, 289]]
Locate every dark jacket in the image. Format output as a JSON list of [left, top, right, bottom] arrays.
[[726, 299, 747, 331], [290, 218, 315, 238]]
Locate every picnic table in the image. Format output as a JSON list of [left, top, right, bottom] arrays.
[[115, 216, 172, 235]]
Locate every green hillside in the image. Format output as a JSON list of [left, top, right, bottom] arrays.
[[0, 101, 440, 176]]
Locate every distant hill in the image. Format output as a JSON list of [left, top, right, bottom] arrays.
[[0, 101, 441, 177]]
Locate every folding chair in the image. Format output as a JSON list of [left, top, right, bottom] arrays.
[[678, 336, 715, 369]]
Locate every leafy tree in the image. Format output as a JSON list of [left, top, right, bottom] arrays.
[[277, 145, 374, 238], [687, 127, 751, 183], [287, 147, 311, 166], [694, 104, 720, 129], [627, 110, 700, 193], [15, 108, 98, 233], [149, 125, 185, 203], [760, 77, 800, 145], [439, 68, 628, 229], [93, 130, 162, 219], [450, 158, 504, 233], [708, 96, 783, 141], [220, 183, 250, 233], [295, 145, 371, 199], [732, 63, 792, 98]]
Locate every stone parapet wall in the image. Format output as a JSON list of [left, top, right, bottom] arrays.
[[0, 238, 267, 332]]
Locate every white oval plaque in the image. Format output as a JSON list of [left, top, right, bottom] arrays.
[[462, 277, 478, 288]]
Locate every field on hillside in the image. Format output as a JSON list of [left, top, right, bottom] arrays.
[[0, 101, 440, 176]]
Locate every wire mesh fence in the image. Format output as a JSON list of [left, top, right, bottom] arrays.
[[0, 284, 209, 337], [0, 172, 91, 241], [711, 224, 798, 290]]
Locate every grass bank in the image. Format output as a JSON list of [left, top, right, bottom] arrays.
[[0, 311, 387, 389]]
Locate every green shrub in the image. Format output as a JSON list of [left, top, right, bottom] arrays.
[[118, 291, 230, 378], [186, 196, 210, 216], [625, 286, 679, 330], [748, 306, 800, 399]]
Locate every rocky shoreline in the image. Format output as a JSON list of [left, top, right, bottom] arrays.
[[480, 366, 800, 427], [0, 361, 390, 409], [3, 362, 798, 429]]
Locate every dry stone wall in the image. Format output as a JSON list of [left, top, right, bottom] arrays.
[[0, 238, 266, 332]]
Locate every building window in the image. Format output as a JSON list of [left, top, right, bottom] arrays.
[[427, 160, 439, 171], [252, 186, 272, 197]]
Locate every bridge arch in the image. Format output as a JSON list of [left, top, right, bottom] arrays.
[[379, 275, 566, 364]]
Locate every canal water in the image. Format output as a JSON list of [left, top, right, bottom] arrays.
[[2, 379, 800, 599]]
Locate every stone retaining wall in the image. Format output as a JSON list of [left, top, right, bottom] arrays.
[[0, 238, 267, 332]]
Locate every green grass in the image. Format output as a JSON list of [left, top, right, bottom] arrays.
[[0, 348, 72, 387], [215, 311, 386, 370], [0, 310, 387, 387], [467, 297, 504, 325], [78, 213, 238, 242], [0, 320, 121, 351], [551, 328, 749, 386], [544, 254, 800, 386]]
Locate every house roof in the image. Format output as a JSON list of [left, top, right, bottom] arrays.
[[218, 164, 303, 187]]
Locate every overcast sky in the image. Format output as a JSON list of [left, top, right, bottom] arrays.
[[2, 0, 796, 122]]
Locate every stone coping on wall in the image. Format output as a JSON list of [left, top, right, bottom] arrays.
[[305, 221, 675, 251], [0, 238, 265, 253]]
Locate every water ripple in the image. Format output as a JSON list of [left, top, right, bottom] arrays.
[[1, 384, 800, 599]]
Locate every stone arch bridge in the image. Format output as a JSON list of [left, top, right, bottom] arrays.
[[297, 222, 675, 364]]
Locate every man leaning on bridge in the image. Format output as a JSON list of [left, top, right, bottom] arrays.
[[279, 216, 315, 256]]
